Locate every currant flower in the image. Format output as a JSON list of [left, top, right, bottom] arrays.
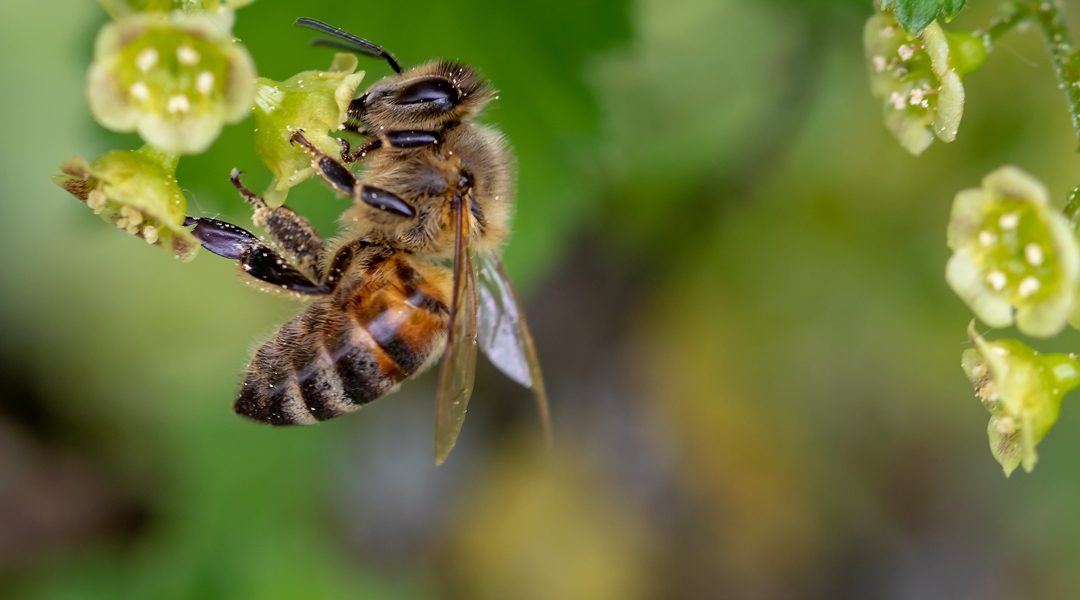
[[87, 11, 257, 154], [252, 53, 365, 203], [864, 11, 984, 155], [54, 146, 198, 261], [962, 325, 1080, 475], [97, 0, 253, 19], [946, 166, 1080, 337]]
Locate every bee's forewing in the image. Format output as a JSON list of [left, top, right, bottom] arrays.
[[476, 253, 552, 447], [434, 198, 479, 465]]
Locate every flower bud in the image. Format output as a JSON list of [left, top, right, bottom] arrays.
[[251, 54, 365, 203], [54, 146, 198, 260], [963, 325, 1080, 475]]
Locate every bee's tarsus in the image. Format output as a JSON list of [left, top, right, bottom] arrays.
[[339, 137, 382, 164], [229, 169, 265, 209]]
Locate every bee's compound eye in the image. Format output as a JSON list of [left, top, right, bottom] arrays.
[[394, 78, 459, 108]]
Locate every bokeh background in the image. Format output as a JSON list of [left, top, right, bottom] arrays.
[[4, 0, 1080, 598]]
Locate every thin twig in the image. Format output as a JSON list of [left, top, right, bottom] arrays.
[[975, 3, 1031, 49], [1027, 0, 1080, 150]]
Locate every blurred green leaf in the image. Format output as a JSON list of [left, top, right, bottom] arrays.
[[942, 0, 966, 21], [893, 0, 944, 34]]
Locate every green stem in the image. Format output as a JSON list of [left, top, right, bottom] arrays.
[[1027, 0, 1080, 151], [976, 3, 1031, 48]]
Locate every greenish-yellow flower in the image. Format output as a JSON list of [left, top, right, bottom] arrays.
[[864, 12, 982, 155], [54, 146, 198, 260], [87, 12, 256, 154], [946, 166, 1080, 337], [252, 53, 365, 203]]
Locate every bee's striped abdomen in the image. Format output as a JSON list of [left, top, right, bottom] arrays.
[[234, 253, 451, 425]]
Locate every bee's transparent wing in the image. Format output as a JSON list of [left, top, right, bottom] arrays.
[[434, 197, 479, 465], [476, 252, 552, 446]]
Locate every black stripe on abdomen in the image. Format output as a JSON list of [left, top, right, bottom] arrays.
[[329, 320, 399, 404]]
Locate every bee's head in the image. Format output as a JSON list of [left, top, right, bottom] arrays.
[[354, 61, 492, 131], [295, 18, 493, 131]]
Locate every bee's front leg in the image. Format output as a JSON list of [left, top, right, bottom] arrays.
[[337, 137, 382, 164]]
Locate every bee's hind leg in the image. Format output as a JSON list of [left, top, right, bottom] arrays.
[[186, 217, 330, 295], [229, 169, 325, 281]]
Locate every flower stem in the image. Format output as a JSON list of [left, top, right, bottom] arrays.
[[976, 3, 1031, 48], [1027, 0, 1080, 151]]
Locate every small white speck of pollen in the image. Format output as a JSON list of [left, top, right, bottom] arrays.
[[999, 212, 1019, 230], [1019, 276, 1040, 298], [995, 417, 1016, 435], [889, 91, 906, 110], [1025, 243, 1044, 266], [177, 45, 200, 66], [978, 230, 996, 246], [987, 270, 1007, 291], [196, 71, 215, 96], [120, 205, 144, 226], [130, 82, 150, 101], [897, 44, 915, 61], [136, 48, 158, 72], [167, 94, 190, 114], [87, 189, 107, 213]]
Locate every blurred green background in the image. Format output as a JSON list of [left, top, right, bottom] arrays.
[[5, 0, 1080, 598]]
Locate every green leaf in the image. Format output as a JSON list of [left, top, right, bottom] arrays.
[[894, 0, 943, 34], [942, 0, 966, 21]]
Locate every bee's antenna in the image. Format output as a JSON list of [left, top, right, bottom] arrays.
[[295, 17, 403, 75]]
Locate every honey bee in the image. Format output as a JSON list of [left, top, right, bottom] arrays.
[[184, 18, 550, 463]]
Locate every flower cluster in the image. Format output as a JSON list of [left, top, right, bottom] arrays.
[[946, 166, 1080, 337], [252, 54, 365, 202], [54, 146, 199, 260], [962, 325, 1080, 476], [864, 11, 984, 155]]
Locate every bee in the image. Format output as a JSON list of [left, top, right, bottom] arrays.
[[184, 18, 550, 463]]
